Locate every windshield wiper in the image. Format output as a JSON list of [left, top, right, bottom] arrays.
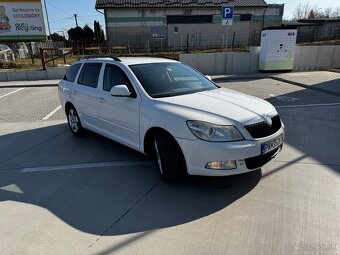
[[152, 93, 179, 98], [152, 88, 217, 98]]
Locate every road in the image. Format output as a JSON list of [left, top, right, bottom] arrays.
[[0, 72, 339, 255]]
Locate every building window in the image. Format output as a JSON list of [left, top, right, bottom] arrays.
[[167, 15, 213, 24], [151, 26, 166, 39], [174, 27, 179, 33], [183, 9, 191, 15], [240, 14, 252, 21]]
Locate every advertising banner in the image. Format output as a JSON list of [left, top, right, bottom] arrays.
[[0, 0, 46, 42]]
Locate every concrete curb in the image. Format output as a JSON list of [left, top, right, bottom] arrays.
[[0, 80, 60, 88], [211, 73, 273, 82], [329, 69, 340, 74], [0, 67, 68, 82]]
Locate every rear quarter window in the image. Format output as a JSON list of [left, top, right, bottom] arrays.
[[78, 63, 102, 88], [63, 63, 82, 82]]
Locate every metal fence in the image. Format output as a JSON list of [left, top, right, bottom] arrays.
[[107, 30, 261, 53]]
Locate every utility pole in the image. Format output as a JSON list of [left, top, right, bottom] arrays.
[[43, 0, 51, 37], [73, 14, 79, 27]]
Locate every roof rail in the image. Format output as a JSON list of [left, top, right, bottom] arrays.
[[78, 55, 121, 62]]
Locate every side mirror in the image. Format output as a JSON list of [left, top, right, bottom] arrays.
[[110, 85, 132, 97], [206, 75, 212, 81]]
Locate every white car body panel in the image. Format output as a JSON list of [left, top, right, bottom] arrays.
[[58, 57, 284, 176], [97, 92, 141, 150]]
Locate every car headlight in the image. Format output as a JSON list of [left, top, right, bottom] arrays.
[[187, 121, 244, 142]]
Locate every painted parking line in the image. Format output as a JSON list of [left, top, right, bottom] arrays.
[[276, 102, 340, 109], [0, 88, 24, 99], [42, 105, 62, 120], [21, 161, 157, 173], [269, 94, 300, 102]]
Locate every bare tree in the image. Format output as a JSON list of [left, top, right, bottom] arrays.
[[323, 7, 333, 18], [331, 7, 340, 18], [293, 3, 309, 20], [292, 3, 340, 20]]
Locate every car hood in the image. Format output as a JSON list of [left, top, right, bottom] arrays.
[[156, 88, 276, 124]]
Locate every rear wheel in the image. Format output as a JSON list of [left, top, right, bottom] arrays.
[[154, 131, 187, 181], [66, 106, 84, 136]]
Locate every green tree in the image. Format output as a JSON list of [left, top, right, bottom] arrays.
[[68, 26, 84, 43], [48, 32, 65, 41], [68, 25, 94, 44], [94, 20, 105, 43], [101, 30, 105, 42], [83, 25, 95, 43]]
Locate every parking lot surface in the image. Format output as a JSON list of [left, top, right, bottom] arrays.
[[0, 72, 339, 255]]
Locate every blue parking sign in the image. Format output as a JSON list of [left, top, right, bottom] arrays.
[[221, 5, 234, 25], [222, 6, 234, 19]]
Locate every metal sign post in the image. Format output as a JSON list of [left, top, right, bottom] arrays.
[[226, 24, 229, 51], [221, 5, 234, 52]]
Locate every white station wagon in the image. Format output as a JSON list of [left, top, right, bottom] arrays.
[[58, 57, 284, 181]]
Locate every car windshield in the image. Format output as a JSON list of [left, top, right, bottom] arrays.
[[129, 62, 218, 98]]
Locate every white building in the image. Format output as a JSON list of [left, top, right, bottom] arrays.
[[95, 0, 284, 50]]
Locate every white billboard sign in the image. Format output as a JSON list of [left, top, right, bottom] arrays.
[[0, 0, 46, 41], [259, 29, 298, 71]]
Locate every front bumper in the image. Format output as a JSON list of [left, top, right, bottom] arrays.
[[176, 127, 284, 176]]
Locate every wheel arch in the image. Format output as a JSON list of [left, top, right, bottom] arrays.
[[143, 127, 185, 160], [145, 126, 188, 179], [144, 127, 168, 156], [65, 101, 75, 114]]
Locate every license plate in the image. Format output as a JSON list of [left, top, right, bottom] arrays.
[[261, 134, 284, 155]]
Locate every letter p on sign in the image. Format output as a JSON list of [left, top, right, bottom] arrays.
[[224, 8, 231, 16]]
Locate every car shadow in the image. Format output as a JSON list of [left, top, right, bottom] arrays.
[[0, 123, 261, 236]]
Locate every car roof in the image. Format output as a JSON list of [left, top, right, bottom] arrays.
[[119, 57, 178, 65], [78, 57, 178, 66]]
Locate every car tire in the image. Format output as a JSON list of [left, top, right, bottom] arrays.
[[66, 105, 84, 136], [154, 131, 187, 181]]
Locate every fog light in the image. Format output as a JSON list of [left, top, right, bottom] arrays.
[[205, 160, 237, 170]]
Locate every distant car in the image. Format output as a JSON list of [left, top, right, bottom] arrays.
[[0, 44, 11, 52], [0, 44, 13, 60], [58, 57, 284, 181]]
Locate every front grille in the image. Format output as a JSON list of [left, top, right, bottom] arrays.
[[244, 115, 282, 139], [245, 145, 282, 170]]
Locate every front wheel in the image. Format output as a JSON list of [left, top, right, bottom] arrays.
[[66, 106, 84, 136], [154, 131, 187, 181]]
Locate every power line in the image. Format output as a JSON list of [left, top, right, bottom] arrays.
[[50, 18, 71, 25], [50, 20, 71, 28], [46, 0, 73, 17]]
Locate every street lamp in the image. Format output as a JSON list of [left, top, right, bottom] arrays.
[[58, 31, 65, 37], [58, 31, 66, 46]]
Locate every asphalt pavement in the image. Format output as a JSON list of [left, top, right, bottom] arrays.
[[0, 72, 339, 255]]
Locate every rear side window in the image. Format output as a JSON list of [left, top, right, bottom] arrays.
[[63, 63, 82, 82], [78, 63, 102, 88]]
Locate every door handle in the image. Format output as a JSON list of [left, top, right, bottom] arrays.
[[98, 97, 105, 103]]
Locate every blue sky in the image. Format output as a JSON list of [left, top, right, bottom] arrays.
[[44, 0, 338, 37], [45, 0, 105, 36]]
